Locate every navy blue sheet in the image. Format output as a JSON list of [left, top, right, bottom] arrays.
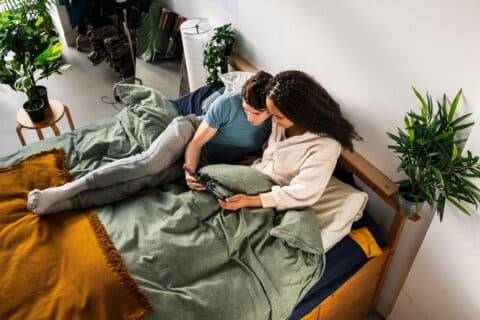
[[169, 82, 224, 116], [289, 213, 383, 320]]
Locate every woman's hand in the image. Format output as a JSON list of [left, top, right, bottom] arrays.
[[217, 194, 262, 211], [184, 163, 206, 190]]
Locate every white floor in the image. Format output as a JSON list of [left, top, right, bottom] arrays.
[[0, 44, 180, 157]]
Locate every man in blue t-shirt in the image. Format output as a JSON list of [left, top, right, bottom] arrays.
[[25, 71, 274, 215], [184, 71, 273, 190]]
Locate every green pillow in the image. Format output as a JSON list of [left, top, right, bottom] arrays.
[[198, 164, 274, 195]]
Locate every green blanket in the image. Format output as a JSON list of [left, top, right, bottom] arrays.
[[0, 84, 325, 320]]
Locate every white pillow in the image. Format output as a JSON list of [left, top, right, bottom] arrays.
[[219, 71, 254, 93], [313, 176, 368, 252]]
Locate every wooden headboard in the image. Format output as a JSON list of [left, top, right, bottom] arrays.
[[229, 54, 407, 310]]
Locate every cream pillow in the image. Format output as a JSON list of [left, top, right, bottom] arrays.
[[313, 176, 368, 252], [219, 71, 255, 93]]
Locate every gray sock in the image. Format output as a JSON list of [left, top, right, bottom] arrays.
[[35, 199, 74, 216], [27, 177, 88, 215]]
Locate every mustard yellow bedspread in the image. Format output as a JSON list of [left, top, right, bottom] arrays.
[[0, 149, 153, 320]]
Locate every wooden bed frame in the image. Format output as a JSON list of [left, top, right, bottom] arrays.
[[230, 55, 406, 320]]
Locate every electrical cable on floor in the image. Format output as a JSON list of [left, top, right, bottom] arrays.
[[100, 95, 123, 111]]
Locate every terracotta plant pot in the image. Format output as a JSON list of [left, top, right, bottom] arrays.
[[23, 98, 46, 123]]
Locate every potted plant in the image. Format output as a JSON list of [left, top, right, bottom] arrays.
[[0, 12, 69, 122], [203, 23, 235, 84], [2, 0, 60, 105], [387, 87, 480, 220]]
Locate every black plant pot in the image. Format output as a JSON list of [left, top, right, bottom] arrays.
[[220, 60, 229, 74], [32, 85, 50, 109], [23, 98, 46, 123]]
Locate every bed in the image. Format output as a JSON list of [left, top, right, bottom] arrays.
[[0, 57, 406, 320]]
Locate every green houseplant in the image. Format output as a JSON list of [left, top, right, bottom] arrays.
[[203, 23, 235, 84], [387, 87, 480, 220], [0, 0, 56, 31], [0, 11, 69, 122]]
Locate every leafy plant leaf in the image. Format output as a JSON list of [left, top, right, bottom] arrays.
[[412, 86, 427, 117], [447, 197, 471, 216], [437, 196, 446, 221], [448, 88, 463, 122], [138, 2, 161, 62], [451, 143, 458, 162]]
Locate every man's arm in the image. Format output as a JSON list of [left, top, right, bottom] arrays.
[[184, 121, 218, 189]]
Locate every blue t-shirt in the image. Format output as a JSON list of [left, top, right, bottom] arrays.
[[203, 92, 271, 163]]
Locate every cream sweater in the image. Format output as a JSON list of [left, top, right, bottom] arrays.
[[251, 123, 341, 211]]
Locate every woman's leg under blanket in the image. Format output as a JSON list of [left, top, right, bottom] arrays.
[[45, 164, 184, 214], [27, 116, 200, 215]]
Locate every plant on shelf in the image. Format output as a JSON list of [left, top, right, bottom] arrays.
[[0, 11, 69, 122], [387, 87, 480, 220], [203, 23, 235, 84]]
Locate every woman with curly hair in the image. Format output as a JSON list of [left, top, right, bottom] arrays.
[[218, 70, 362, 211]]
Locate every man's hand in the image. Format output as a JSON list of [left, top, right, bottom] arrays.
[[217, 194, 262, 211], [184, 163, 206, 190]]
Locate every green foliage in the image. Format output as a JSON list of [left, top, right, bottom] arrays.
[[387, 87, 480, 220], [138, 1, 162, 62], [203, 23, 235, 84], [0, 0, 56, 32], [0, 9, 69, 104]]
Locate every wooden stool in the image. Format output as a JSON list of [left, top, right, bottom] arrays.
[[16, 99, 75, 146]]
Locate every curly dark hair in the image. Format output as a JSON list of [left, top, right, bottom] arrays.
[[241, 70, 273, 110], [267, 70, 362, 151]]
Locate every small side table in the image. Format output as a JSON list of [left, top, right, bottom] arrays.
[[16, 99, 75, 146]]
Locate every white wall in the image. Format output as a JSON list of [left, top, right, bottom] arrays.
[[160, 0, 480, 316], [390, 121, 480, 320]]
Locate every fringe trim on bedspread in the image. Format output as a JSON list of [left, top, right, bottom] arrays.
[[1, 148, 72, 183], [87, 212, 154, 314], [37, 148, 153, 316]]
